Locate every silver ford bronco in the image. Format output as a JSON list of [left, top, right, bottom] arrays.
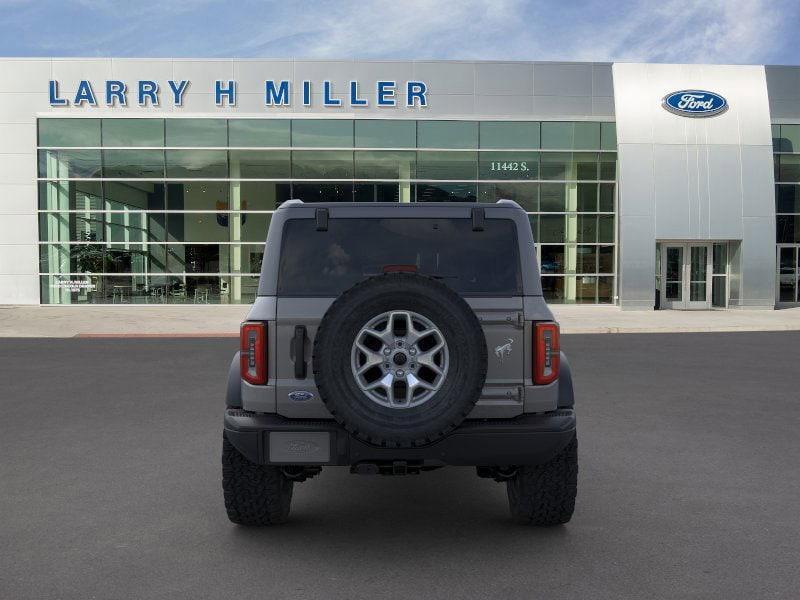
[[222, 199, 577, 526]]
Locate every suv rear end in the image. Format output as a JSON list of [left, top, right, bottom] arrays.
[[223, 200, 577, 526]]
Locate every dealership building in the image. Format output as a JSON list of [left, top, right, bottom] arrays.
[[0, 58, 799, 309]]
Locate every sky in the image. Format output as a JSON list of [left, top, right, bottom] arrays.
[[0, 0, 798, 65]]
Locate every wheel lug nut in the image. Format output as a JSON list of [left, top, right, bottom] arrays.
[[396, 370, 404, 377], [409, 348, 417, 355], [396, 341, 404, 347], [383, 348, 391, 355]]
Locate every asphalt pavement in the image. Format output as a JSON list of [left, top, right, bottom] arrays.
[[1, 332, 799, 599]]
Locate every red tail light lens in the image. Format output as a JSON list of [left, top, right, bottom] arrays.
[[240, 321, 267, 385], [533, 322, 560, 385]]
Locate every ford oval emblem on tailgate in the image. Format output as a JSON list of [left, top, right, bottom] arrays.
[[288, 390, 314, 402]]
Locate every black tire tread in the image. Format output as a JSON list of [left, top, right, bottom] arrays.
[[507, 435, 578, 526], [222, 433, 293, 525]]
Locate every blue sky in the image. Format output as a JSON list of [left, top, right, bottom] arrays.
[[1, 0, 798, 65]]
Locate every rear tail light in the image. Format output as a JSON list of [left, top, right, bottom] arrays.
[[240, 321, 267, 385], [533, 322, 560, 385]]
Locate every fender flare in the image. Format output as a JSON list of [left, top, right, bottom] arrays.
[[557, 351, 574, 408], [226, 352, 242, 409]]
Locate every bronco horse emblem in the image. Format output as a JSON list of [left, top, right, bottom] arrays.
[[494, 338, 514, 364]]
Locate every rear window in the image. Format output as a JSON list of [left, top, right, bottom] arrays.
[[277, 217, 522, 296]]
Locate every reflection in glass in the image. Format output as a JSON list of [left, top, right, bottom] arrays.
[[229, 120, 290, 147], [416, 151, 477, 180], [292, 120, 353, 147], [478, 182, 538, 211], [165, 119, 227, 147], [229, 150, 290, 179], [102, 119, 164, 147], [103, 149, 164, 178], [38, 149, 102, 178], [355, 120, 416, 148], [166, 150, 228, 178], [478, 152, 539, 180], [292, 150, 353, 179], [417, 121, 478, 149], [416, 183, 476, 202], [39, 119, 100, 147], [354, 151, 416, 179], [479, 122, 540, 149], [167, 182, 229, 211]]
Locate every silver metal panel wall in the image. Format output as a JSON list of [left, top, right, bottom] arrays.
[[765, 66, 800, 120], [613, 63, 776, 309]]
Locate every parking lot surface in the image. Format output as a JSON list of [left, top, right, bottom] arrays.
[[2, 332, 799, 599]]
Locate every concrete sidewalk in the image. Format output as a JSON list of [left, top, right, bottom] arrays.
[[2, 303, 800, 337]]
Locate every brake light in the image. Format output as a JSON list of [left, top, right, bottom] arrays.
[[240, 321, 267, 385], [533, 322, 560, 385]]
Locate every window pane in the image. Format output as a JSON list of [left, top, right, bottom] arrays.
[[597, 276, 613, 303], [600, 153, 617, 180], [776, 185, 800, 213], [478, 182, 538, 211], [165, 119, 227, 147], [577, 183, 598, 212], [478, 152, 539, 179], [354, 151, 416, 179], [540, 152, 570, 180], [105, 243, 164, 273], [599, 215, 615, 243], [105, 181, 165, 211], [167, 182, 229, 211], [229, 150, 290, 178], [166, 150, 227, 178], [417, 121, 478, 149], [540, 245, 565, 274], [541, 276, 564, 302], [599, 183, 615, 211], [600, 123, 617, 151], [578, 215, 597, 243], [291, 120, 353, 147], [354, 183, 405, 202], [539, 215, 566, 243], [713, 243, 727, 274], [780, 125, 800, 153], [777, 215, 800, 243], [239, 181, 291, 211], [576, 275, 597, 303], [355, 120, 415, 148], [575, 152, 598, 180], [539, 183, 566, 212], [292, 150, 353, 178], [229, 119, 290, 147], [39, 119, 100, 147], [106, 212, 164, 243], [598, 245, 614, 273], [416, 183, 477, 202], [416, 151, 477, 179], [38, 149, 102, 178], [39, 181, 103, 210], [772, 124, 782, 152], [291, 183, 354, 202], [166, 243, 263, 274], [102, 119, 164, 147], [577, 245, 597, 273], [240, 212, 272, 242], [574, 122, 601, 150], [277, 217, 521, 295], [103, 149, 164, 178], [541, 122, 573, 150], [778, 155, 800, 182], [168, 212, 231, 243], [479, 122, 540, 149], [38, 212, 103, 243]]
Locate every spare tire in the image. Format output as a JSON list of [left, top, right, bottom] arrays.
[[313, 273, 487, 448]]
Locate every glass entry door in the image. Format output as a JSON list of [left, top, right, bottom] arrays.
[[660, 243, 712, 309]]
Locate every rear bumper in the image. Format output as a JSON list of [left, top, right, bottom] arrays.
[[224, 409, 576, 467]]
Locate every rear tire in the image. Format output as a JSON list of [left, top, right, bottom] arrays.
[[507, 434, 577, 526], [222, 433, 293, 525]]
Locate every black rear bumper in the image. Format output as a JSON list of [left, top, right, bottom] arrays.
[[224, 409, 576, 467]]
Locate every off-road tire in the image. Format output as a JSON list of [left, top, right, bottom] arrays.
[[222, 433, 293, 525], [507, 434, 577, 526], [313, 273, 487, 448]]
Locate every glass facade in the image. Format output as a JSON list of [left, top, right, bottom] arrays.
[[773, 124, 800, 304], [37, 118, 617, 304]]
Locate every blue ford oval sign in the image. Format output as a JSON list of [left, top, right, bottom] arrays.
[[662, 90, 728, 117]]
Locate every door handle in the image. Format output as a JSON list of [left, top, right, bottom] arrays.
[[293, 325, 307, 379]]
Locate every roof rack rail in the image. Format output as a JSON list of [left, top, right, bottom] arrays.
[[278, 199, 304, 209], [496, 198, 522, 208]]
